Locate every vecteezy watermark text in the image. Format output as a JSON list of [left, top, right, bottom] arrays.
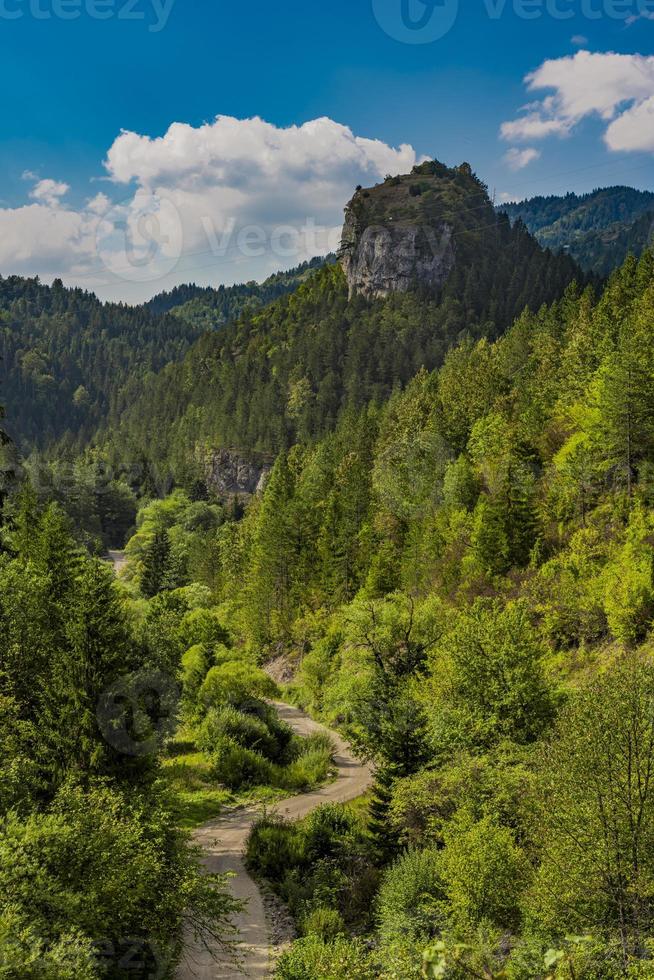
[[373, 0, 654, 44], [0, 0, 174, 31]]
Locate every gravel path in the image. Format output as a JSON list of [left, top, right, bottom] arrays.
[[175, 702, 372, 979]]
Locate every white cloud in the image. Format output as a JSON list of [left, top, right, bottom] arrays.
[[0, 116, 425, 302], [30, 178, 70, 207], [500, 51, 654, 153], [504, 147, 541, 171], [605, 95, 654, 151], [571, 35, 588, 46]]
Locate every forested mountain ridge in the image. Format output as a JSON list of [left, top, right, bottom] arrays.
[[0, 275, 204, 451], [500, 185, 654, 276], [0, 260, 331, 456], [103, 160, 583, 490], [145, 255, 333, 327]]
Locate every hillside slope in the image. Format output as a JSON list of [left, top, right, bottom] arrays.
[[104, 161, 583, 489], [500, 185, 654, 275]]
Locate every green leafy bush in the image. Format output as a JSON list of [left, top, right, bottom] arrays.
[[377, 848, 443, 943], [300, 906, 345, 940], [246, 817, 303, 881], [197, 705, 280, 760], [199, 661, 279, 710], [210, 736, 274, 789], [274, 935, 375, 979]]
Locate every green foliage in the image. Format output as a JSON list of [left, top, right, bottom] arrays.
[[274, 935, 375, 980], [0, 499, 241, 975], [247, 805, 378, 933], [377, 848, 443, 943], [199, 661, 279, 710], [527, 656, 654, 963], [439, 813, 527, 932], [428, 600, 556, 752]]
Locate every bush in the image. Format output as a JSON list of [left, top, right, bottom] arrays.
[[276, 736, 334, 791], [377, 848, 443, 943], [211, 737, 273, 789], [246, 817, 302, 881], [178, 607, 230, 648], [300, 906, 345, 940], [440, 814, 527, 932], [301, 802, 359, 863], [274, 935, 375, 979], [199, 661, 279, 710], [180, 644, 210, 707], [0, 909, 97, 979], [197, 706, 280, 760]]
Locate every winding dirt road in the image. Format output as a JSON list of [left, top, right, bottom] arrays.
[[175, 701, 372, 980]]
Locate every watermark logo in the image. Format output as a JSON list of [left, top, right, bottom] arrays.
[[373, 0, 654, 43], [372, 0, 459, 43], [97, 670, 180, 757], [96, 192, 183, 284], [0, 0, 175, 31]]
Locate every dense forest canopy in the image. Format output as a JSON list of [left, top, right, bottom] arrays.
[[118, 247, 654, 978], [500, 186, 654, 276]]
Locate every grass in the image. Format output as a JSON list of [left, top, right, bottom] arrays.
[[161, 737, 326, 829], [342, 792, 372, 823]]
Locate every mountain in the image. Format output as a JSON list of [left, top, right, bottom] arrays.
[[0, 275, 204, 451], [145, 255, 333, 327], [102, 160, 584, 489], [500, 185, 654, 276], [0, 261, 329, 454]]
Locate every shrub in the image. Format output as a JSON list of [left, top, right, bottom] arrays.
[[180, 644, 210, 706], [377, 848, 443, 943], [178, 607, 230, 648], [440, 814, 527, 932], [274, 935, 375, 979], [197, 706, 279, 760], [246, 817, 302, 881], [276, 736, 334, 792], [0, 909, 97, 979], [210, 737, 273, 789], [300, 906, 345, 940], [199, 661, 279, 710], [301, 802, 359, 862]]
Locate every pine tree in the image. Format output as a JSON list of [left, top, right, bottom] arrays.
[[368, 763, 401, 864], [43, 560, 144, 784], [244, 452, 297, 646], [141, 526, 171, 598]]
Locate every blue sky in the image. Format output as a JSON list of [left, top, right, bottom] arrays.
[[1, 0, 653, 300]]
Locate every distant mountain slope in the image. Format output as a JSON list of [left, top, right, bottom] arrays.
[[499, 186, 654, 276], [0, 260, 328, 453], [145, 255, 333, 328], [0, 275, 204, 451], [104, 160, 585, 487]]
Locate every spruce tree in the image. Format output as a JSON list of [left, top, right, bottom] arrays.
[[141, 526, 171, 598]]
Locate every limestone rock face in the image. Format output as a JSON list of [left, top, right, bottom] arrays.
[[338, 166, 466, 300], [204, 448, 270, 496], [340, 218, 455, 300]]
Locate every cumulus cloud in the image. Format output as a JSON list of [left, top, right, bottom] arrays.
[[30, 178, 70, 207], [500, 51, 654, 153], [504, 147, 541, 171], [0, 116, 424, 302]]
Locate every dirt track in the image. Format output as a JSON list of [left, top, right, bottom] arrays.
[[175, 702, 372, 979]]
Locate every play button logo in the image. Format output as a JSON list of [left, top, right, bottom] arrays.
[[372, 0, 459, 43]]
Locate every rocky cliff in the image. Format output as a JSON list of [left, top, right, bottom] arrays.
[[339, 160, 487, 300], [203, 448, 270, 497]]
